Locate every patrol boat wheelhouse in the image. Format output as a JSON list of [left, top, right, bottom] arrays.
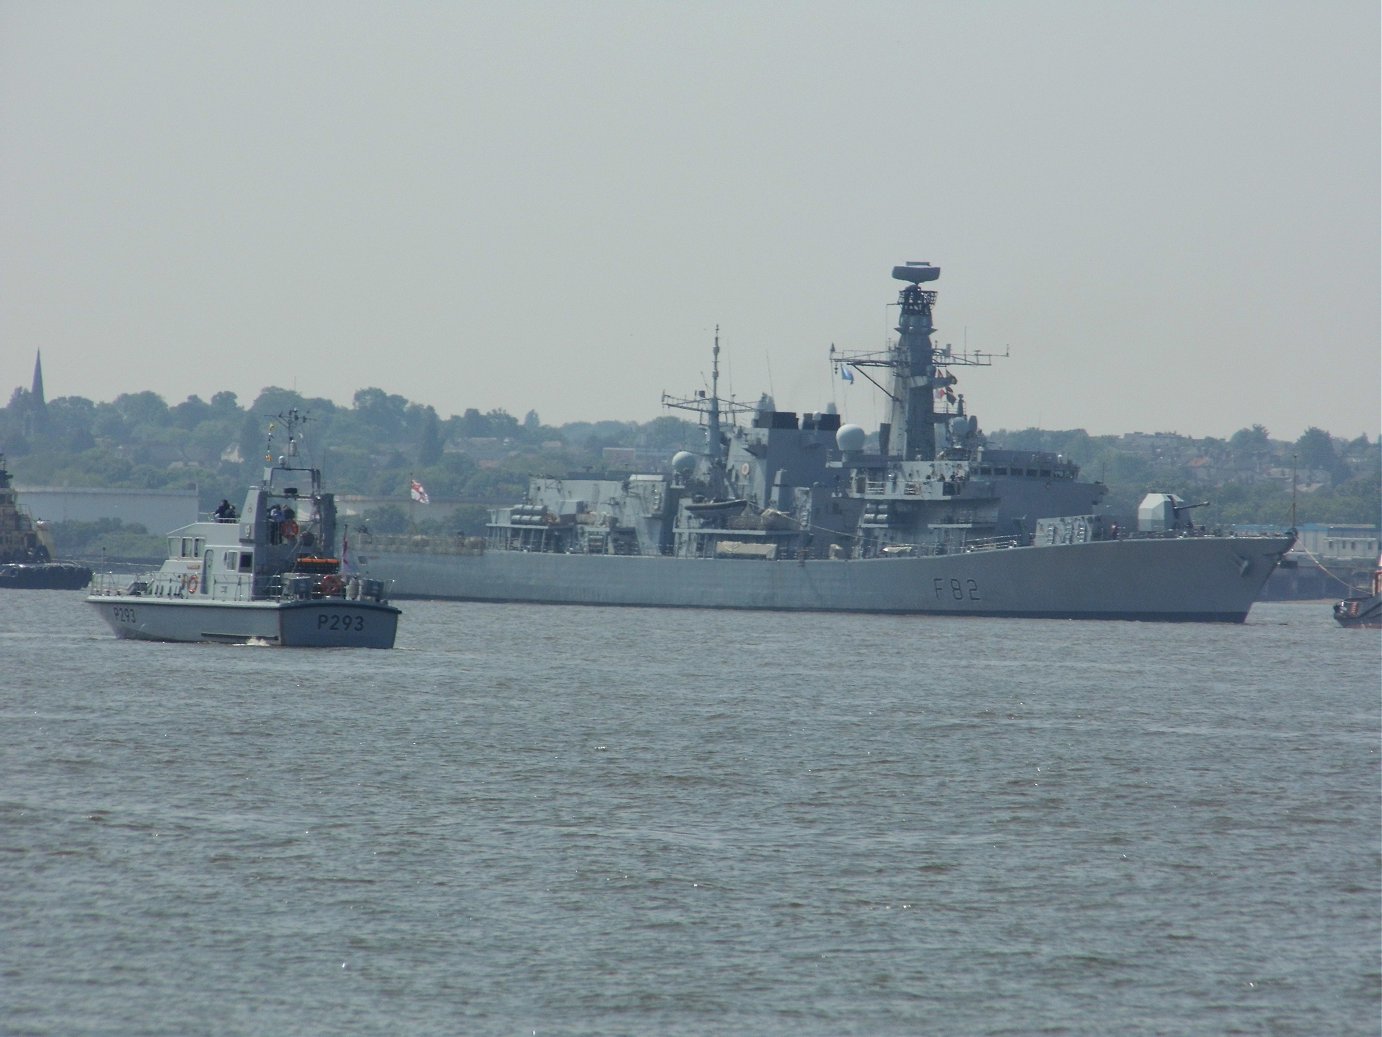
[[88, 411, 400, 647]]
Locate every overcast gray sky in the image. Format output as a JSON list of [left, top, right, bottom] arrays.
[[3, 1, 1378, 441]]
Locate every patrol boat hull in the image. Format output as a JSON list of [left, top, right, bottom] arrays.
[[89, 595, 400, 647], [376, 533, 1292, 622]]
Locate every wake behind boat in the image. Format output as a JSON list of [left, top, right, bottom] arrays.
[[88, 411, 400, 648], [366, 261, 1294, 622]]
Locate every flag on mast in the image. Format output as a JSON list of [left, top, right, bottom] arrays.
[[410, 479, 430, 504]]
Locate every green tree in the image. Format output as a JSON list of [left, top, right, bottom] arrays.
[[353, 388, 408, 440], [46, 396, 98, 451], [414, 406, 444, 465], [210, 390, 239, 412], [171, 395, 213, 429], [112, 391, 169, 429], [641, 415, 701, 449], [486, 409, 521, 440], [1294, 426, 1344, 481]]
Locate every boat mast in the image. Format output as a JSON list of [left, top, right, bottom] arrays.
[[706, 326, 725, 497], [831, 264, 1000, 462], [662, 326, 755, 499], [889, 263, 943, 461]]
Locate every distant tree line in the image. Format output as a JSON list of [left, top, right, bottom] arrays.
[[2, 383, 707, 549], [2, 381, 1377, 555], [990, 423, 1378, 528]]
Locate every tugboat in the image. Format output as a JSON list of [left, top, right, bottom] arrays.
[[364, 261, 1295, 622], [0, 454, 92, 590], [88, 411, 400, 647], [1333, 556, 1382, 628]]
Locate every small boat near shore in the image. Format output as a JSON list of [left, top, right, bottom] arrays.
[[88, 410, 400, 648], [1332, 555, 1382, 628], [0, 454, 93, 590]]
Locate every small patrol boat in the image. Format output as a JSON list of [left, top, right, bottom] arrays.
[[88, 410, 400, 648], [1332, 555, 1382, 628]]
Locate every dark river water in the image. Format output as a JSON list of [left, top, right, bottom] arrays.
[[3, 593, 1378, 1035]]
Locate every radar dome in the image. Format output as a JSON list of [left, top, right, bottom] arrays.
[[671, 451, 697, 474], [836, 424, 866, 452]]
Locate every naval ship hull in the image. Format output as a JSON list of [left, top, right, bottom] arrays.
[[374, 533, 1293, 622]]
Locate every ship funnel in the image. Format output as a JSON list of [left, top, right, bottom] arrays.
[[892, 263, 941, 284]]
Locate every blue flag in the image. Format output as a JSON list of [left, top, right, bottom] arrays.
[[841, 367, 854, 384]]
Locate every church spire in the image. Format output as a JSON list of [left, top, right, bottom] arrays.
[[31, 350, 46, 408]]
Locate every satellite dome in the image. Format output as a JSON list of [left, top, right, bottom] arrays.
[[836, 424, 866, 452], [671, 450, 697, 473]]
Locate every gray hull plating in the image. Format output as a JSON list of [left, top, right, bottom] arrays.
[[89, 595, 400, 648], [378, 533, 1293, 622]]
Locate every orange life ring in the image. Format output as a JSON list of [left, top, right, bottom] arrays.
[[320, 574, 344, 596], [186, 574, 199, 594]]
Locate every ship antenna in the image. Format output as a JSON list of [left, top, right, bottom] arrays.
[[1290, 453, 1298, 532], [708, 326, 725, 493]]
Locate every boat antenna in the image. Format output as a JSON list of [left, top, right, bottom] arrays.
[[1290, 452, 1298, 532], [707, 327, 725, 494]]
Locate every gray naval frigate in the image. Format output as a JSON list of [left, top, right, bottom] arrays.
[[368, 262, 1294, 621]]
